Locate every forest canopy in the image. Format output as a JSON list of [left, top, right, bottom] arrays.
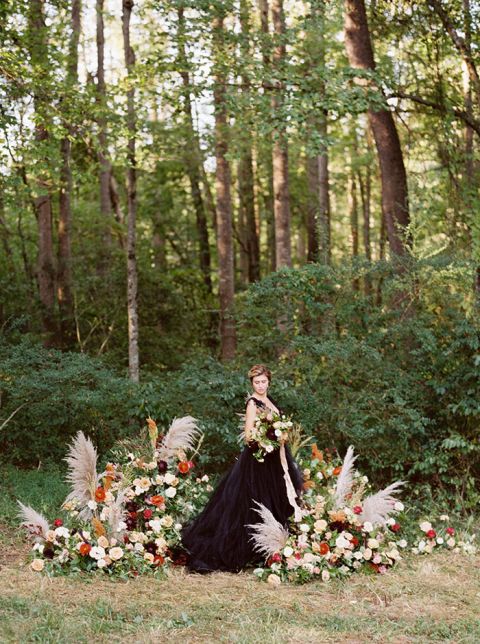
[[0, 1, 479, 501]]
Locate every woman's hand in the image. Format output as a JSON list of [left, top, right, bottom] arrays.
[[244, 399, 257, 444]]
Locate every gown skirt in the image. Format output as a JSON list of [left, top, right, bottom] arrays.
[[181, 438, 303, 573]]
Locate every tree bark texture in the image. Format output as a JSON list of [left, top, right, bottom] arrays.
[[122, 0, 140, 382], [344, 0, 410, 258], [58, 0, 81, 345], [271, 0, 291, 269], [28, 0, 57, 341], [213, 11, 236, 360]]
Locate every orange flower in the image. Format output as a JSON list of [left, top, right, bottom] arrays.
[[104, 475, 114, 491], [79, 542, 91, 556], [150, 495, 165, 507], [92, 517, 106, 537], [328, 509, 347, 523], [105, 463, 115, 473], [319, 542, 330, 555], [154, 554, 165, 566], [95, 486, 106, 502], [311, 443, 323, 462], [332, 466, 342, 476], [303, 480, 315, 490], [177, 461, 190, 474]]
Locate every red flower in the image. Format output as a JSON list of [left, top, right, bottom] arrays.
[[332, 466, 342, 476], [446, 527, 455, 536], [391, 523, 401, 533], [350, 536, 359, 546], [150, 495, 165, 507], [154, 554, 165, 566], [95, 486, 106, 502], [294, 552, 302, 560], [319, 542, 330, 555], [353, 505, 362, 515], [53, 519, 63, 527], [129, 511, 138, 520], [267, 552, 282, 565], [426, 529, 436, 539], [143, 509, 153, 520], [178, 461, 190, 474], [79, 542, 91, 556]]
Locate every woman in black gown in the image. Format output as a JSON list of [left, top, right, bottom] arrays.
[[181, 364, 303, 573]]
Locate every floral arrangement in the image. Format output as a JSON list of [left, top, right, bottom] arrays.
[[248, 411, 292, 462], [19, 417, 212, 576], [250, 444, 477, 585]]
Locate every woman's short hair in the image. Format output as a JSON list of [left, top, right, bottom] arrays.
[[248, 364, 272, 383]]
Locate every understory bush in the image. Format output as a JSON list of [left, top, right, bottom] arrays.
[[1, 258, 479, 507]]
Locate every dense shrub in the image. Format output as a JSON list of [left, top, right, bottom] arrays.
[[1, 258, 479, 508]]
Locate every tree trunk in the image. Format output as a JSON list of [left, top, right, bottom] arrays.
[[259, 0, 276, 273], [177, 6, 212, 293], [271, 0, 291, 269], [28, 0, 57, 342], [238, 0, 260, 283], [58, 0, 81, 346], [96, 0, 112, 248], [306, 154, 319, 262], [122, 0, 139, 382], [344, 0, 410, 258], [213, 10, 236, 360], [358, 161, 372, 295], [349, 168, 360, 291]]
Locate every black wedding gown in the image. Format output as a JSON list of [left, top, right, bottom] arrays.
[[181, 396, 303, 573]]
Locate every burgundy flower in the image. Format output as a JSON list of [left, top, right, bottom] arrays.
[[43, 543, 55, 560], [126, 501, 138, 513], [266, 427, 277, 441], [157, 460, 168, 474], [143, 509, 153, 520], [446, 527, 455, 536], [145, 541, 157, 555]]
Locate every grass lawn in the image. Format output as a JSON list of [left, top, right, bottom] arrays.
[[1, 466, 479, 643]]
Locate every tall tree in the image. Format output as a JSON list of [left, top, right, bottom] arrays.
[[271, 0, 292, 268], [238, 0, 260, 283], [28, 0, 57, 342], [122, 0, 139, 381], [58, 0, 81, 345], [212, 7, 236, 360], [96, 0, 112, 247], [177, 4, 212, 293], [344, 0, 410, 258]]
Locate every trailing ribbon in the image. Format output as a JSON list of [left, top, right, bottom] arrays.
[[279, 443, 303, 522]]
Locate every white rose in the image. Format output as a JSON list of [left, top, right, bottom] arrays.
[[417, 540, 426, 552], [97, 558, 107, 569], [87, 500, 97, 510], [314, 519, 327, 533], [316, 472, 324, 480], [436, 537, 444, 545], [283, 546, 294, 557], [164, 473, 176, 485], [155, 537, 167, 551], [419, 521, 432, 533], [363, 522, 373, 533], [165, 487, 177, 498], [46, 530, 56, 542], [387, 549, 400, 560], [367, 538, 379, 549], [155, 475, 165, 485], [439, 514, 449, 521], [97, 536, 109, 549], [109, 547, 124, 561], [303, 552, 315, 563], [149, 519, 162, 533], [89, 546, 106, 560], [335, 535, 350, 549], [353, 551, 363, 560], [386, 517, 396, 526], [54, 527, 69, 539], [274, 429, 282, 437], [144, 552, 155, 563], [267, 573, 281, 586], [299, 523, 310, 533], [394, 501, 404, 512], [447, 537, 456, 547], [201, 475, 209, 483], [363, 548, 372, 561], [134, 542, 144, 552], [174, 523, 183, 531], [161, 515, 173, 528], [321, 570, 330, 582], [81, 530, 91, 541], [31, 558, 45, 572], [398, 539, 408, 548]]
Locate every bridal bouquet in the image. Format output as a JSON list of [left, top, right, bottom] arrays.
[[249, 411, 293, 462]]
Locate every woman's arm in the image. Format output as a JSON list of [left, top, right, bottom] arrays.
[[244, 400, 257, 443]]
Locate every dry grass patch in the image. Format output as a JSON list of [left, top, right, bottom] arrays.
[[0, 538, 479, 643]]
